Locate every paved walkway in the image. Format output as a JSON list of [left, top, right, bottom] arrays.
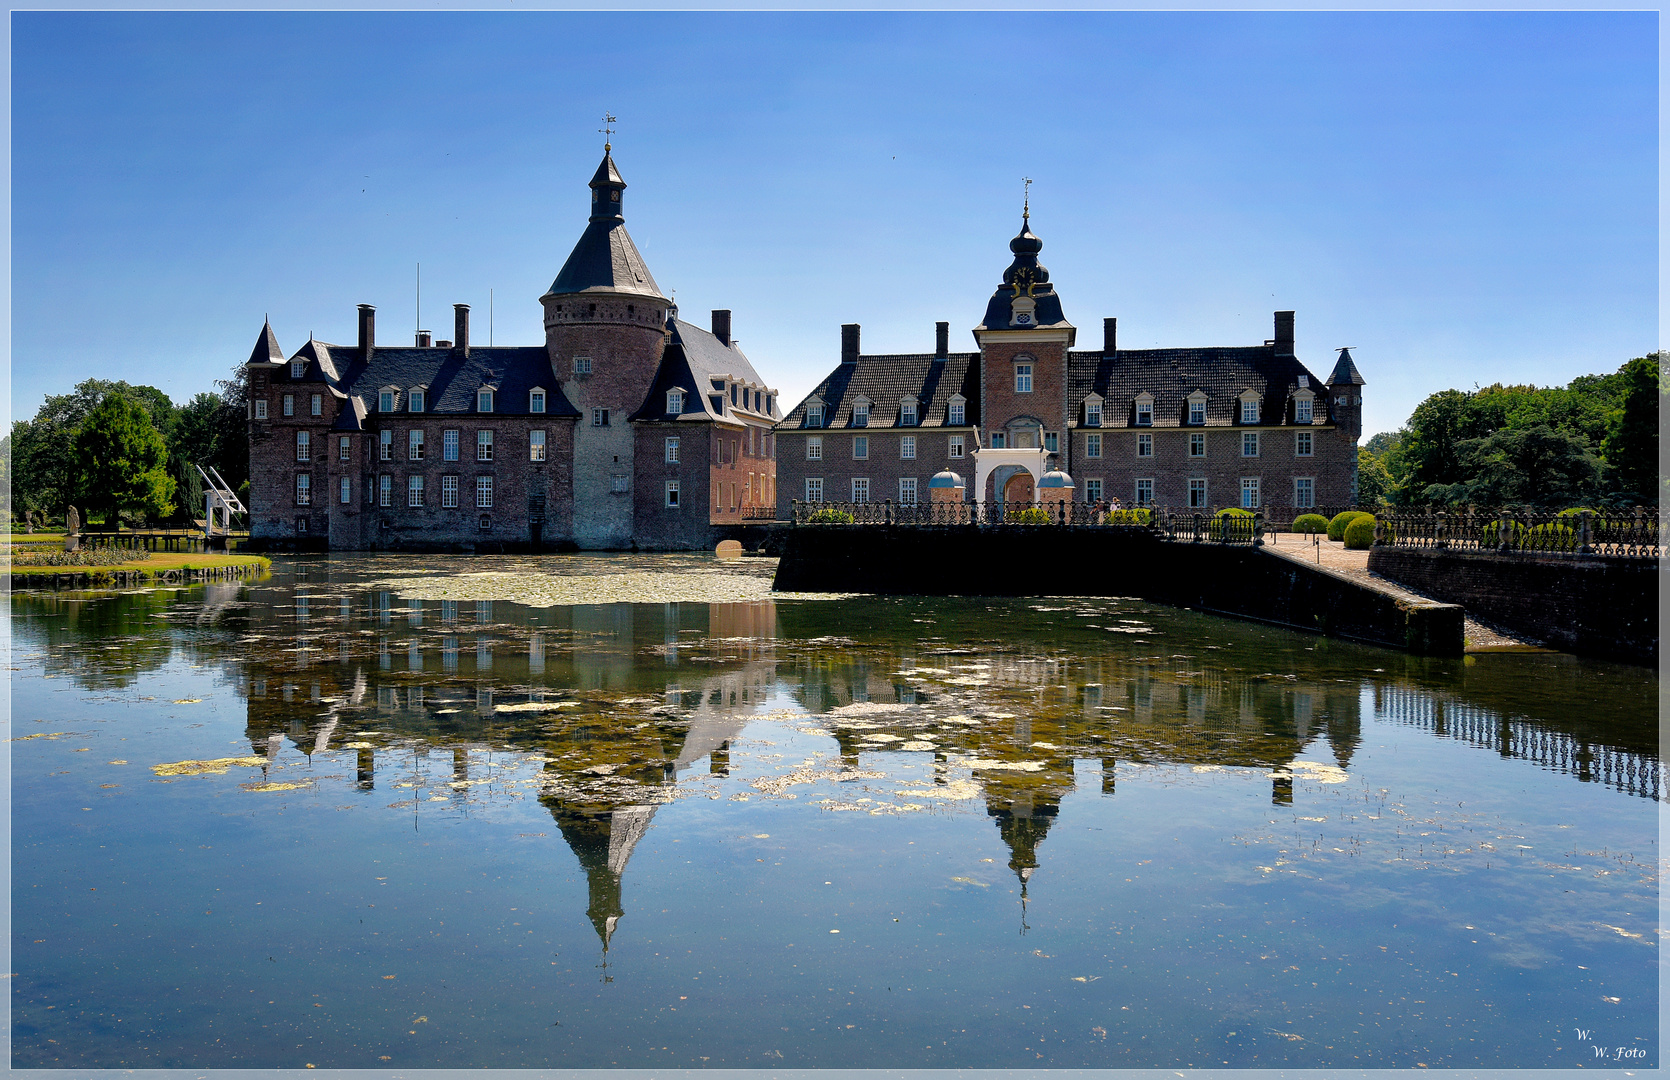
[[1262, 531, 1535, 650]]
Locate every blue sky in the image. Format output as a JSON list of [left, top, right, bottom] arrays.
[[10, 11, 1657, 439]]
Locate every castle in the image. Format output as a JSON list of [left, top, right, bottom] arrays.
[[245, 147, 780, 551]]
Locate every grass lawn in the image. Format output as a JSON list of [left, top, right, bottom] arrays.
[[9, 551, 272, 577]]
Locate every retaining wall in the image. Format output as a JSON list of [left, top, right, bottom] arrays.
[[1368, 547, 1656, 665], [774, 525, 1463, 655]]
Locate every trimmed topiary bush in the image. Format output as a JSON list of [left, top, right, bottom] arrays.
[[1292, 513, 1329, 534], [1006, 507, 1050, 524], [1106, 507, 1152, 525], [1342, 516, 1377, 549], [1526, 521, 1579, 551], [1328, 510, 1373, 542], [806, 508, 855, 524], [1210, 507, 1256, 539]]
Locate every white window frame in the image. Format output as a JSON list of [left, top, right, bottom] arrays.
[[1188, 478, 1208, 509], [296, 431, 311, 462], [665, 479, 680, 507], [806, 435, 823, 461], [665, 436, 680, 464], [948, 434, 964, 459], [1084, 478, 1103, 503], [409, 389, 425, 413], [1187, 393, 1207, 425], [254, 399, 268, 419], [476, 430, 493, 461], [530, 430, 546, 462], [807, 403, 824, 428], [573, 356, 592, 375], [1294, 392, 1315, 425], [1135, 478, 1154, 506], [528, 389, 546, 414], [1240, 396, 1260, 425], [1294, 477, 1315, 508], [1189, 433, 1205, 458], [310, 393, 323, 417], [476, 476, 494, 509], [477, 388, 494, 413], [900, 399, 918, 426], [408, 429, 425, 461], [948, 396, 966, 426], [667, 388, 684, 415], [900, 435, 916, 460], [805, 477, 824, 503], [291, 360, 306, 380], [409, 475, 426, 508], [899, 477, 918, 506], [339, 476, 352, 505], [441, 475, 459, 508], [1137, 433, 1152, 458], [1086, 433, 1102, 459], [1295, 430, 1313, 457], [591, 407, 609, 427], [378, 475, 392, 507], [851, 478, 870, 504], [295, 473, 311, 505], [853, 435, 868, 460], [379, 429, 393, 460], [852, 397, 870, 428], [1240, 477, 1261, 509], [1014, 364, 1032, 393], [282, 394, 295, 417], [338, 435, 351, 462], [1135, 393, 1154, 427], [443, 429, 459, 461], [1242, 432, 1259, 457], [378, 390, 395, 413]]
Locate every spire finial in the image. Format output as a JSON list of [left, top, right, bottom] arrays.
[[599, 112, 617, 153], [1022, 177, 1032, 220]]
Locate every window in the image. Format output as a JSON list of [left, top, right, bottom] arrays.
[[1135, 478, 1154, 506], [901, 435, 916, 460], [1242, 432, 1259, 457], [949, 400, 965, 426], [853, 402, 869, 427], [1295, 430, 1313, 457], [379, 390, 395, 413], [379, 475, 392, 506], [665, 437, 680, 464], [1295, 397, 1314, 425], [990, 432, 1006, 449], [573, 356, 592, 374], [478, 514, 492, 531], [443, 430, 459, 461], [611, 475, 629, 494], [1086, 434, 1102, 459], [853, 436, 868, 460], [1241, 399, 1259, 424], [1084, 479, 1103, 503], [1241, 477, 1261, 509], [476, 431, 493, 461], [477, 389, 494, 413], [1188, 479, 1208, 508], [409, 389, 425, 413], [295, 474, 311, 505], [339, 436, 351, 462], [529, 430, 546, 462], [476, 476, 494, 508], [901, 401, 918, 426], [1189, 398, 1206, 425], [1015, 364, 1033, 393], [1189, 433, 1205, 457], [665, 480, 680, 507], [805, 478, 824, 502], [1294, 477, 1315, 508], [1137, 433, 1152, 458], [282, 394, 295, 417], [529, 390, 545, 414], [1136, 399, 1153, 426], [852, 478, 870, 504], [899, 477, 918, 506], [254, 399, 268, 419], [379, 430, 393, 460], [339, 477, 352, 505], [1086, 401, 1102, 427], [806, 436, 823, 461], [310, 393, 323, 417], [409, 475, 426, 508], [807, 404, 824, 428], [295, 516, 308, 535], [591, 407, 609, 427], [667, 389, 684, 414], [292, 360, 306, 380], [441, 475, 459, 508], [949, 435, 964, 458], [409, 430, 425, 461], [730, 385, 738, 407], [1043, 432, 1058, 453], [296, 431, 311, 462]]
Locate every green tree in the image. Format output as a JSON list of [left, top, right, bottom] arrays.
[[1395, 390, 1473, 499], [72, 395, 176, 525], [10, 379, 177, 518], [1356, 447, 1393, 505], [1599, 353, 1660, 505], [1445, 423, 1601, 506]]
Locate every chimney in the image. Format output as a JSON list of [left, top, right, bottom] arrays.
[[841, 323, 860, 365], [454, 304, 470, 356], [1273, 311, 1295, 357], [357, 304, 375, 356], [416, 329, 433, 348], [1103, 317, 1117, 356], [935, 321, 949, 359], [711, 309, 732, 346]]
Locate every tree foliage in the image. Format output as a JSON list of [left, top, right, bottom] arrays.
[[71, 395, 176, 525]]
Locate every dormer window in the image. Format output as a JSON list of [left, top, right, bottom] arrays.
[[948, 395, 966, 426], [291, 360, 305, 380], [1239, 391, 1261, 425], [477, 389, 494, 413], [1293, 387, 1315, 425], [529, 389, 546, 414], [807, 403, 824, 428], [1135, 393, 1154, 427], [1084, 393, 1104, 428], [408, 388, 425, 413], [379, 389, 397, 413], [852, 398, 871, 428], [1187, 392, 1207, 426], [900, 398, 918, 427], [667, 388, 685, 415]]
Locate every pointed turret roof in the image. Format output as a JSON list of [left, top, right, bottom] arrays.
[[542, 149, 665, 302], [246, 320, 284, 366], [1328, 348, 1366, 386]]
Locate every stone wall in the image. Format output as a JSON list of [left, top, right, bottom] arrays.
[[1067, 424, 1356, 509], [774, 525, 1463, 655], [774, 427, 971, 511], [1367, 547, 1657, 665], [632, 423, 713, 550]]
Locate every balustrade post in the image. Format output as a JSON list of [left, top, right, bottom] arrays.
[[1579, 509, 1593, 554], [884, 498, 894, 526], [1499, 515, 1513, 552], [1252, 511, 1265, 546], [1434, 511, 1447, 550]]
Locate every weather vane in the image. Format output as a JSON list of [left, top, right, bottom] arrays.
[[1023, 177, 1032, 219], [599, 113, 617, 152]]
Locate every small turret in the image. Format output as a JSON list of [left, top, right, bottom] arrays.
[[1326, 347, 1365, 442], [246, 320, 284, 367]]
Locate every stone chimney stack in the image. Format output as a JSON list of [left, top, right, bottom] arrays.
[[454, 304, 470, 357], [841, 323, 860, 365], [935, 321, 949, 359], [712, 309, 731, 346], [416, 329, 433, 348], [1103, 317, 1117, 356], [357, 304, 375, 357], [1274, 311, 1295, 357]]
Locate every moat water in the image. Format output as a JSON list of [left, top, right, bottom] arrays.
[[9, 554, 1660, 1069]]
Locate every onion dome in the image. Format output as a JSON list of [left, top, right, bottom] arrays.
[[929, 470, 964, 490], [1037, 470, 1075, 489]]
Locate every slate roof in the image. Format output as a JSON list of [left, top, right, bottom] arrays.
[[1328, 348, 1366, 386], [630, 315, 779, 425], [978, 217, 1070, 332], [247, 321, 285, 366], [777, 352, 980, 430], [254, 342, 579, 426], [1067, 347, 1328, 428], [542, 150, 665, 301]]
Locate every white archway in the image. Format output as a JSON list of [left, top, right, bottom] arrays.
[[972, 447, 1050, 504]]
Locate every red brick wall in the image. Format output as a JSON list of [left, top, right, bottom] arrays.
[[980, 338, 1069, 445], [773, 427, 976, 512], [633, 423, 713, 549], [1069, 424, 1356, 509]]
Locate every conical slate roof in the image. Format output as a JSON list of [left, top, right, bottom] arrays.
[[542, 150, 665, 301], [1328, 348, 1366, 386], [246, 320, 284, 366]]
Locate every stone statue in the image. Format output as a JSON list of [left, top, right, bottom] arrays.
[[66, 506, 80, 534], [23, 510, 35, 534]]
